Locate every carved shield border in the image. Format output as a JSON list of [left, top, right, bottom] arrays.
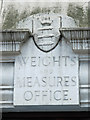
[[32, 14, 62, 52], [33, 34, 61, 53]]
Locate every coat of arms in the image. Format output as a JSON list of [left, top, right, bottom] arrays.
[[33, 14, 61, 52]]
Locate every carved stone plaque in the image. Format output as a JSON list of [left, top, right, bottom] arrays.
[[14, 14, 79, 106], [14, 39, 79, 105]]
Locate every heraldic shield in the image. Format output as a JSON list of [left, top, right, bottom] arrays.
[[33, 13, 61, 52]]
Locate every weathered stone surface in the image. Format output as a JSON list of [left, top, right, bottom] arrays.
[[14, 33, 79, 105]]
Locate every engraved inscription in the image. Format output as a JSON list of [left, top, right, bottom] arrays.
[[14, 55, 79, 105]]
